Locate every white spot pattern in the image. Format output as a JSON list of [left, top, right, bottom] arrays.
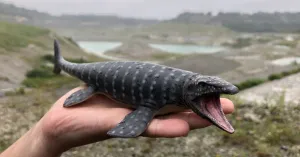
[[162, 71, 173, 104], [95, 63, 107, 87], [104, 62, 117, 92], [70, 64, 75, 74], [112, 64, 122, 98], [131, 65, 141, 102], [88, 64, 96, 82], [80, 64, 88, 79], [121, 63, 132, 98]]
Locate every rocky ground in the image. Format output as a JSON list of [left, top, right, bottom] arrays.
[[163, 53, 240, 76], [237, 72, 300, 106]]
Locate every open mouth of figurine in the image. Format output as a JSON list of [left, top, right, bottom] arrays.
[[190, 93, 234, 133]]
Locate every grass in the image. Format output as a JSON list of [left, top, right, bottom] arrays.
[[235, 78, 266, 90], [0, 141, 10, 153], [217, 94, 300, 156], [22, 54, 86, 88], [22, 76, 78, 89], [4, 87, 25, 96], [0, 21, 50, 51]]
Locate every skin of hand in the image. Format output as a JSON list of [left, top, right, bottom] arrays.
[[0, 86, 235, 157]]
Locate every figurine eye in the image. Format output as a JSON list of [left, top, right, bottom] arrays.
[[197, 82, 206, 86]]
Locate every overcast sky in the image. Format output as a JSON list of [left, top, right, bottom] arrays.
[[2, 0, 300, 19]]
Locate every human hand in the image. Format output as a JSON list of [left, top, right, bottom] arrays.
[[28, 86, 235, 155], [38, 86, 235, 153]]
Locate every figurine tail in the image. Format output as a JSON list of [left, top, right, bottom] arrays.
[[53, 39, 62, 74]]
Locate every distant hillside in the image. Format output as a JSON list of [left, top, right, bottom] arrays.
[[169, 12, 300, 33], [0, 2, 158, 29], [2, 1, 300, 35], [0, 21, 103, 89]]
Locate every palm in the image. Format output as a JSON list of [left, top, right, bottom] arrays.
[[40, 87, 234, 150]]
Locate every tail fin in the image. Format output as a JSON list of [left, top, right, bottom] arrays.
[[53, 39, 62, 74]]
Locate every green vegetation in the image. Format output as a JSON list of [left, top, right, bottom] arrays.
[[4, 87, 25, 96], [235, 78, 266, 90], [277, 40, 298, 48], [26, 66, 56, 78], [236, 66, 300, 90], [0, 140, 10, 153], [217, 94, 300, 156], [222, 37, 252, 48], [268, 73, 282, 81], [0, 21, 50, 50], [22, 54, 85, 88]]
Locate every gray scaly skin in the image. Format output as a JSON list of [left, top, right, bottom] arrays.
[[53, 40, 239, 138]]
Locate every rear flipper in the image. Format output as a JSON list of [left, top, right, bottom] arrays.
[[63, 86, 96, 107], [107, 106, 156, 138]]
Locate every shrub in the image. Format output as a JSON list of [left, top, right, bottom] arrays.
[[22, 78, 48, 88], [41, 54, 54, 63], [235, 78, 266, 90], [268, 73, 283, 80], [68, 57, 88, 63], [26, 67, 55, 78], [223, 37, 252, 48]]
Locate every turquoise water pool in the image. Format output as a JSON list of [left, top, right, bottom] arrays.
[[149, 44, 225, 54], [77, 41, 224, 55], [77, 41, 122, 54]]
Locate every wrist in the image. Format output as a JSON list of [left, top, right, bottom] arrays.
[[0, 122, 64, 157], [29, 122, 64, 157]]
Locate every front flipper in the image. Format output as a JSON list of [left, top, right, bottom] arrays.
[[63, 86, 96, 107], [107, 106, 156, 138]]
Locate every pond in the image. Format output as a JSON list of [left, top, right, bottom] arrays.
[[77, 41, 122, 54], [148, 43, 225, 54], [77, 41, 225, 55]]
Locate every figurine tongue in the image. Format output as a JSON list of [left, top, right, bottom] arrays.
[[191, 94, 234, 133]]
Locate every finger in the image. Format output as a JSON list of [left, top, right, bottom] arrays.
[[144, 118, 190, 138], [220, 98, 235, 114]]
